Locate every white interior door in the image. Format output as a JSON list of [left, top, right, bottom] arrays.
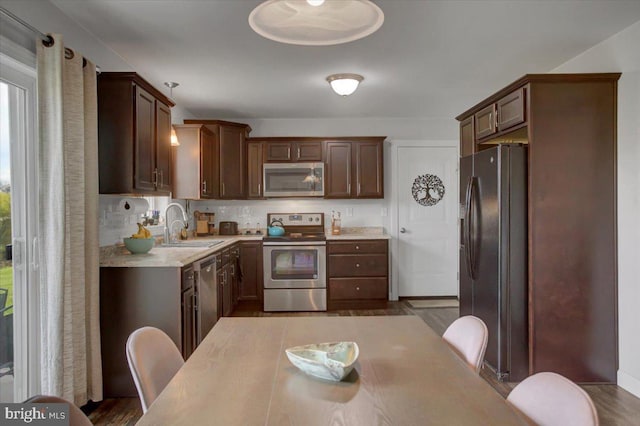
[[397, 146, 457, 297]]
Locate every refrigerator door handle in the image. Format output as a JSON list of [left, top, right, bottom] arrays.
[[468, 176, 479, 280], [464, 176, 474, 279]]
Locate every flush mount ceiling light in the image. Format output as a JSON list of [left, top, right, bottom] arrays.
[[164, 82, 180, 146], [249, 0, 384, 46], [326, 73, 364, 96]]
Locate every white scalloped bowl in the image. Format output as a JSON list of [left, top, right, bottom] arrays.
[[285, 341, 359, 381]]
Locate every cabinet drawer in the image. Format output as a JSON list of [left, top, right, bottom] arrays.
[[329, 254, 388, 277], [329, 278, 388, 300], [327, 240, 387, 254]]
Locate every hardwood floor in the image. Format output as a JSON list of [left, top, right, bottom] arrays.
[[86, 302, 640, 425]]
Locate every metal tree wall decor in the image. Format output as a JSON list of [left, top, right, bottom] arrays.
[[411, 174, 445, 206]]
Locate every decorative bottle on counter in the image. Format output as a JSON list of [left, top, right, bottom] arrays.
[[331, 211, 341, 235]]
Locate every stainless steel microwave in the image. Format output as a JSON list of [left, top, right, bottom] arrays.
[[263, 163, 324, 197]]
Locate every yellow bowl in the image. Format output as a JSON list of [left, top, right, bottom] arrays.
[[123, 237, 154, 254]]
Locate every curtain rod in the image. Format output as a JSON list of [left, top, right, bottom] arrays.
[[0, 6, 54, 46], [0, 5, 97, 69]]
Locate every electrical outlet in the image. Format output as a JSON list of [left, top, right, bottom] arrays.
[[381, 207, 388, 217], [346, 207, 353, 217]]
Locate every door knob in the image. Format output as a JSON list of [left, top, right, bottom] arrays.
[[400, 227, 407, 233]]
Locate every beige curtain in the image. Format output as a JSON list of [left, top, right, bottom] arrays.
[[37, 33, 102, 405]]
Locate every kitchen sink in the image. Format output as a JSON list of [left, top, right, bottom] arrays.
[[161, 240, 225, 248]]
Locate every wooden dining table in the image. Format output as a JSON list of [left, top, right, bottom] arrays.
[[136, 316, 525, 425]]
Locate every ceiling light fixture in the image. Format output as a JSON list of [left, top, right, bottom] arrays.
[[164, 82, 181, 146], [326, 74, 364, 97], [249, 0, 384, 46]]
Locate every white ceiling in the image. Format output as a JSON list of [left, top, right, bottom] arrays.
[[46, 0, 640, 119]]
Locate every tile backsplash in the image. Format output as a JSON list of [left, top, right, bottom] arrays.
[[99, 195, 389, 247]]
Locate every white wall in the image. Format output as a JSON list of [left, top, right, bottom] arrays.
[[552, 20, 640, 397]]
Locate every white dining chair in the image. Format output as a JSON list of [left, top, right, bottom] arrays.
[[126, 326, 184, 413], [507, 372, 599, 426], [442, 315, 488, 373], [24, 395, 93, 426]]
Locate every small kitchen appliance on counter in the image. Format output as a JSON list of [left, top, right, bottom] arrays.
[[263, 213, 326, 312], [219, 221, 238, 235]]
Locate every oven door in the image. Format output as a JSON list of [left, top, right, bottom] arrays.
[[263, 243, 326, 289]]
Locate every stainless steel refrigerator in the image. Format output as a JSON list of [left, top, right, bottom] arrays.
[[459, 145, 528, 381]]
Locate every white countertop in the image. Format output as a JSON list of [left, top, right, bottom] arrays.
[[100, 230, 390, 268], [100, 235, 262, 268]]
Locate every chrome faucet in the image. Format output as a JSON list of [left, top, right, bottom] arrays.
[[164, 202, 189, 243]]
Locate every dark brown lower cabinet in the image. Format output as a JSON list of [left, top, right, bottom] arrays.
[[238, 242, 263, 302], [216, 248, 234, 318], [100, 267, 185, 397], [327, 239, 389, 309]]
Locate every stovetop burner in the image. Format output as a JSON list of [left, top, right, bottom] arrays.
[[264, 213, 326, 243]]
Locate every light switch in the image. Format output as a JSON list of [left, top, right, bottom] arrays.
[[381, 207, 388, 217]]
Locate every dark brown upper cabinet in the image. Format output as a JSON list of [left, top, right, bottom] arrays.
[[460, 116, 474, 157], [473, 87, 526, 141], [247, 140, 263, 199], [172, 124, 218, 199], [98, 72, 175, 195], [183, 120, 252, 200], [325, 138, 385, 199], [264, 140, 323, 162]]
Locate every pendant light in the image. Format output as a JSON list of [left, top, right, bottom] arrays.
[[164, 82, 180, 146]]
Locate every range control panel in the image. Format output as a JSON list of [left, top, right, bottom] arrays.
[[267, 213, 323, 227]]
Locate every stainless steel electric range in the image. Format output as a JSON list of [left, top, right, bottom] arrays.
[[263, 213, 326, 312]]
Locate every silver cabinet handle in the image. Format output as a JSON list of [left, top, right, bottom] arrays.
[[356, 286, 360, 291], [258, 183, 261, 195], [348, 183, 351, 194], [356, 263, 360, 268], [355, 245, 360, 250], [287, 147, 291, 160], [222, 182, 225, 196], [152, 168, 158, 187], [202, 180, 207, 193], [358, 182, 361, 194], [400, 227, 407, 233], [297, 147, 301, 159]]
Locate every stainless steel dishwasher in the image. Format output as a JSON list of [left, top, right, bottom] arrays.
[[193, 254, 217, 344]]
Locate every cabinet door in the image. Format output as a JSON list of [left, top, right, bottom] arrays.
[[155, 101, 172, 194], [239, 242, 263, 302], [354, 141, 383, 198], [181, 286, 196, 360], [325, 142, 352, 198], [474, 104, 497, 140], [216, 267, 224, 320], [460, 116, 474, 157], [265, 142, 293, 162], [219, 126, 245, 199], [201, 128, 217, 198], [223, 264, 234, 316], [134, 86, 156, 191], [247, 141, 263, 198], [296, 141, 323, 161], [181, 267, 196, 359], [497, 88, 525, 131]]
